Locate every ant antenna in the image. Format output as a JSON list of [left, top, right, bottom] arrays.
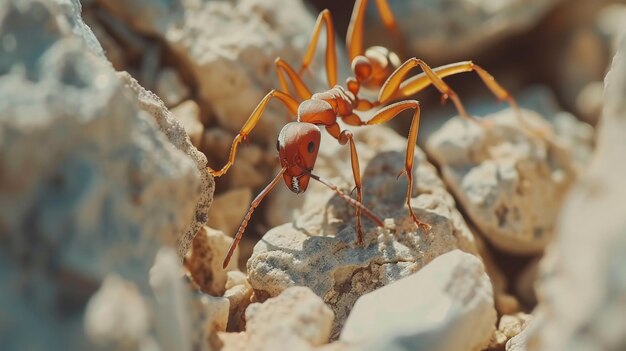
[[307, 171, 384, 227], [222, 167, 287, 269]]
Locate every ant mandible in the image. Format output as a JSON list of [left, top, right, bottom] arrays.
[[210, 0, 519, 268]]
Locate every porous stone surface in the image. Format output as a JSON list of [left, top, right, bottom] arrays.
[[0, 0, 213, 349], [245, 286, 334, 350], [250, 126, 480, 337], [223, 270, 253, 331], [523, 32, 626, 351], [118, 71, 214, 258], [426, 109, 592, 255], [340, 250, 496, 351], [184, 226, 239, 296], [171, 99, 203, 147], [368, 0, 563, 62]]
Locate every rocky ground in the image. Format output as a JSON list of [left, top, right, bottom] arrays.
[[1, 0, 626, 350]]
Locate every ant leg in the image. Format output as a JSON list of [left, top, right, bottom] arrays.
[[389, 61, 548, 136], [300, 9, 338, 88], [327, 123, 365, 243], [208, 90, 299, 177], [346, 0, 405, 62], [275, 57, 313, 101], [393, 61, 518, 110], [366, 100, 431, 231], [378, 58, 474, 122], [223, 166, 287, 268]]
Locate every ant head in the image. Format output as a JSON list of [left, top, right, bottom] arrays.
[[276, 122, 321, 193]]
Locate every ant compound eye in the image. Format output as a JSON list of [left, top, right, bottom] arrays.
[[307, 141, 315, 153]]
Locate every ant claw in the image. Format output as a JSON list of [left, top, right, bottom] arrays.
[[396, 169, 407, 180], [440, 94, 449, 105]]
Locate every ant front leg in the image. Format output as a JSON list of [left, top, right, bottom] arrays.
[[327, 123, 365, 243], [366, 100, 431, 231], [208, 90, 299, 177]]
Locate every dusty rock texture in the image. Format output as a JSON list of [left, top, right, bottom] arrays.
[[522, 32, 626, 351], [184, 226, 239, 296], [340, 250, 496, 351], [118, 71, 213, 257], [219, 287, 334, 350], [427, 109, 592, 255], [249, 126, 480, 337], [0, 0, 213, 349]]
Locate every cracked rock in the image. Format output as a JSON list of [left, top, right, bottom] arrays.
[[340, 250, 496, 351], [219, 286, 334, 351], [249, 125, 480, 338], [426, 108, 592, 255]]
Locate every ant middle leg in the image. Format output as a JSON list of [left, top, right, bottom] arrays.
[[365, 100, 431, 231]]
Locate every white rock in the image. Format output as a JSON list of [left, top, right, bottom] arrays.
[[340, 250, 496, 351], [171, 99, 203, 147], [223, 270, 252, 331], [184, 226, 239, 296], [84, 275, 151, 350], [119, 72, 214, 258], [246, 286, 334, 349], [250, 126, 480, 337], [524, 31, 626, 351], [427, 108, 591, 255]]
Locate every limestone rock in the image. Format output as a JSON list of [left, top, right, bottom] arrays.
[[340, 250, 496, 351], [250, 126, 479, 337], [246, 286, 334, 349], [184, 226, 239, 296], [172, 99, 203, 147], [524, 32, 626, 351], [427, 109, 592, 255], [118, 71, 214, 258], [0, 0, 211, 349], [84, 275, 151, 350], [223, 271, 253, 331]]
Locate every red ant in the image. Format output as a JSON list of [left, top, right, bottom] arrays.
[[210, 0, 519, 268]]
